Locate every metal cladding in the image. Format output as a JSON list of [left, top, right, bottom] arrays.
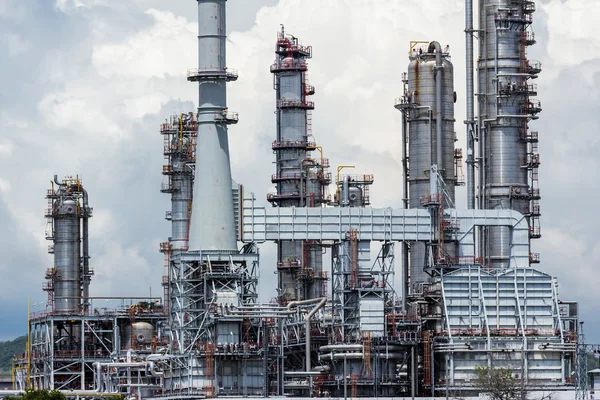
[[406, 43, 456, 286], [53, 199, 80, 312], [44, 177, 92, 313], [268, 27, 329, 302], [187, 0, 238, 252], [478, 0, 541, 268]]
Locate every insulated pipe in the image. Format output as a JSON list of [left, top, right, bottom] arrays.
[[319, 352, 404, 361], [94, 362, 102, 392], [284, 371, 324, 376], [429, 41, 444, 183], [342, 175, 350, 207], [319, 344, 363, 352], [401, 108, 410, 309], [287, 297, 327, 372], [465, 0, 476, 209], [401, 109, 409, 209], [82, 188, 90, 314], [53, 175, 66, 187], [318, 352, 364, 361]]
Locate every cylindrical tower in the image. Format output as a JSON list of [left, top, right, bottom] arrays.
[[187, 0, 239, 252], [268, 27, 330, 302], [406, 42, 456, 288], [44, 177, 92, 313], [160, 113, 197, 311], [478, 0, 541, 268], [161, 113, 196, 252], [53, 198, 80, 312]]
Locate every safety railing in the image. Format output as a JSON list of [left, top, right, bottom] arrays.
[[186, 68, 238, 81], [159, 241, 171, 253], [270, 60, 308, 72], [271, 173, 303, 182], [494, 10, 532, 24], [520, 31, 536, 45], [272, 140, 315, 149], [529, 187, 541, 199], [529, 226, 541, 239], [525, 60, 542, 75], [522, 153, 540, 168], [524, 99, 542, 114], [276, 99, 314, 109], [304, 84, 315, 95], [276, 38, 312, 57], [214, 111, 239, 124], [277, 260, 302, 268]]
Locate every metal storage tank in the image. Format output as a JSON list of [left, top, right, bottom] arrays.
[[53, 198, 81, 312], [123, 322, 154, 349], [407, 42, 456, 288]]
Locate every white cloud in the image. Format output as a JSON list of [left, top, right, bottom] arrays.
[[1, 33, 29, 56], [0, 0, 26, 21], [55, 0, 107, 12], [0, 178, 11, 193], [38, 91, 124, 137], [0, 140, 13, 157], [542, 0, 600, 66], [92, 9, 195, 79]]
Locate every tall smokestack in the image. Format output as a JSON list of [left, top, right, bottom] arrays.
[[188, 0, 238, 251]]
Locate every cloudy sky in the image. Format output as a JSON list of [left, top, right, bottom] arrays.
[[1, 0, 599, 344]]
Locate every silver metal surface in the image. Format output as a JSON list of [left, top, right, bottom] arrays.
[[465, 0, 476, 209], [53, 198, 80, 312], [270, 28, 324, 302], [478, 0, 539, 268], [406, 44, 456, 285], [241, 198, 531, 269], [171, 158, 193, 251], [188, 0, 237, 251]]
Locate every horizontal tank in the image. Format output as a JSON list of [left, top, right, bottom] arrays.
[[123, 322, 154, 349]]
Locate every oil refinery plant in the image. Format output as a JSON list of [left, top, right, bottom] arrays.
[[10, 0, 583, 399]]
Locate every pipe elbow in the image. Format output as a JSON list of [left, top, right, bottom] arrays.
[[428, 41, 442, 54]]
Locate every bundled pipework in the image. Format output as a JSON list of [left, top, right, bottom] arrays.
[[44, 176, 93, 313]]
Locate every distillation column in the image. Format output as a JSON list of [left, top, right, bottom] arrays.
[[268, 27, 329, 302], [44, 177, 92, 313], [404, 42, 457, 291], [478, 0, 541, 268], [160, 113, 196, 311]]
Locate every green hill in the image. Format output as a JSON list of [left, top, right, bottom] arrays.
[[0, 335, 27, 373]]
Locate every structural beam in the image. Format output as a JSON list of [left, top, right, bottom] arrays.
[[241, 198, 530, 268]]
